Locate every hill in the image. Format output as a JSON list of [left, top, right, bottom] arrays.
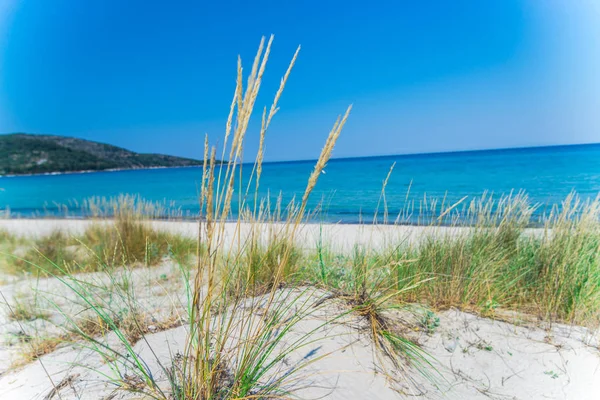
[[0, 134, 204, 175]]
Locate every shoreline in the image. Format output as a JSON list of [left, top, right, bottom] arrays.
[[0, 164, 204, 178], [0, 213, 552, 228], [0, 218, 542, 251]]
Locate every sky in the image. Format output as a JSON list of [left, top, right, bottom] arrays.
[[0, 0, 599, 161]]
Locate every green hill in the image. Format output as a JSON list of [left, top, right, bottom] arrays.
[[0, 133, 203, 175]]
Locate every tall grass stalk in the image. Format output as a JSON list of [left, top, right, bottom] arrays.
[[181, 35, 358, 399]]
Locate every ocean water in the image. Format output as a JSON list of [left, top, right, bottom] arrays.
[[1, 144, 600, 224]]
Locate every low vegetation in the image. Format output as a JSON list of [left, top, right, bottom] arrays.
[[3, 199, 198, 276], [301, 193, 600, 327]]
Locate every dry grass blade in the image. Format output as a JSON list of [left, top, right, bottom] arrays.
[[297, 105, 352, 225]]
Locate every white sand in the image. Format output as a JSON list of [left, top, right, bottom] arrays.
[[0, 218, 535, 251], [0, 219, 597, 399]]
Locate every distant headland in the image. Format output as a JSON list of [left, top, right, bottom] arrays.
[[0, 133, 205, 176]]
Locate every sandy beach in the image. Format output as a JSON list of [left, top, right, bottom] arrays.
[[0, 218, 598, 399], [0, 217, 536, 250]]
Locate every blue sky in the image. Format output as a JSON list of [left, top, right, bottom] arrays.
[[1, 1, 599, 161]]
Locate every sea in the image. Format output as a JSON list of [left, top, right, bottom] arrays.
[[1, 143, 600, 225]]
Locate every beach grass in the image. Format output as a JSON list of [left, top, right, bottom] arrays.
[[1, 200, 198, 276], [1, 37, 390, 400], [291, 193, 600, 328], [1, 192, 599, 349]]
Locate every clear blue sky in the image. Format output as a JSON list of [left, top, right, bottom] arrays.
[[1, 1, 599, 161]]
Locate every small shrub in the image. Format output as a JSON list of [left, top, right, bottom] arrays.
[[420, 310, 440, 334]]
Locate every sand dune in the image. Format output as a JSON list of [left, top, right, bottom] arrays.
[[0, 219, 597, 399]]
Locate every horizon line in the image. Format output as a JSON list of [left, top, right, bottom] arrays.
[[261, 141, 600, 166], [2, 132, 598, 165]]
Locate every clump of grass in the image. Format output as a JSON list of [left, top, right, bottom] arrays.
[[296, 240, 437, 382], [110, 306, 149, 343], [183, 36, 347, 399], [10, 230, 82, 275], [302, 169, 437, 377], [12, 335, 63, 368], [520, 195, 600, 324], [387, 195, 532, 309], [166, 234, 199, 267], [73, 314, 112, 338], [235, 231, 302, 293], [2, 220, 197, 275], [362, 192, 600, 328], [81, 213, 196, 268], [0, 228, 19, 244], [82, 194, 183, 220], [8, 299, 50, 322]]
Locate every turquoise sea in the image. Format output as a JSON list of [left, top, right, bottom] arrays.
[[1, 144, 600, 224]]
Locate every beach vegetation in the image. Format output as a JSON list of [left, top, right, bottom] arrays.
[[2, 37, 408, 400], [1, 37, 599, 400]]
